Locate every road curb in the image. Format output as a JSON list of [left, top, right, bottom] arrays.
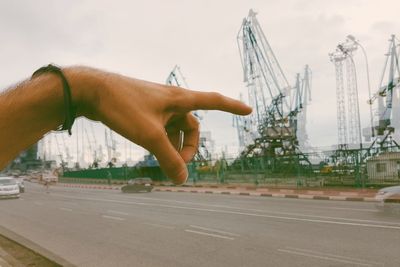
[[57, 183, 379, 202], [153, 187, 379, 202], [59, 184, 121, 190]]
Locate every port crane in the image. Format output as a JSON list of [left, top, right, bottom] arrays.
[[328, 35, 400, 182], [291, 65, 312, 151], [234, 9, 312, 175], [367, 34, 400, 153]]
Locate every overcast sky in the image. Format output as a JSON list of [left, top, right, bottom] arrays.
[[1, 0, 400, 163]]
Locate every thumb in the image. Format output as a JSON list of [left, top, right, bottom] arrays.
[[144, 129, 188, 185]]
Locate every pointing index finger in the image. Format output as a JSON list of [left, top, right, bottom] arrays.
[[176, 90, 252, 115]]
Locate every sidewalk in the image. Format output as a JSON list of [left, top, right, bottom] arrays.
[[57, 183, 380, 202]]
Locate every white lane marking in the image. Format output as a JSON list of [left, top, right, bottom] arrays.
[[261, 211, 393, 225], [59, 207, 72, 212], [144, 223, 175, 230], [325, 207, 378, 212], [156, 205, 400, 230], [49, 193, 400, 230], [184, 229, 234, 240], [101, 215, 125, 221], [36, 188, 380, 220], [305, 204, 379, 213], [111, 194, 395, 226], [189, 225, 240, 237], [277, 249, 373, 266], [285, 247, 384, 266], [107, 210, 129, 216]]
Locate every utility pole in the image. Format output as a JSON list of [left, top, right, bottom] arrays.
[[347, 35, 375, 140]]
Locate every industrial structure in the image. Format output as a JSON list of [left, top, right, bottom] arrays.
[[322, 34, 400, 186], [367, 35, 400, 152], [233, 9, 312, 176], [294, 65, 312, 151], [329, 34, 400, 155], [329, 39, 362, 148]]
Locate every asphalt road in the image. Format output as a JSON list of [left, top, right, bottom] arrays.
[[0, 182, 399, 267]]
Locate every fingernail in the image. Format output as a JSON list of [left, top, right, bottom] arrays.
[[182, 172, 188, 184]]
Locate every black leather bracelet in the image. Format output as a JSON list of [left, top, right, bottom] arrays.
[[32, 64, 76, 135]]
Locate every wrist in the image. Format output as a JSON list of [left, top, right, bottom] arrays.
[[63, 66, 103, 120]]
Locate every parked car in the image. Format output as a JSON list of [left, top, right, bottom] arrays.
[[375, 185, 400, 214], [0, 177, 20, 199], [121, 178, 153, 193]]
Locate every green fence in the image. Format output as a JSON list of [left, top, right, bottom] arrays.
[[63, 166, 167, 181], [61, 150, 400, 188]]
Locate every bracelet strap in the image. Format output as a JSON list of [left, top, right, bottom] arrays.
[[32, 64, 76, 135]]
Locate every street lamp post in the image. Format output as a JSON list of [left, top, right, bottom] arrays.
[[347, 35, 375, 140], [347, 54, 364, 187], [347, 35, 372, 188]]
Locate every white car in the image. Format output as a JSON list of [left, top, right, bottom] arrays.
[[375, 185, 400, 214], [0, 177, 20, 199]]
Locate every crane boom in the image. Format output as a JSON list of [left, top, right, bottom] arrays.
[[369, 35, 400, 135], [237, 9, 291, 136]]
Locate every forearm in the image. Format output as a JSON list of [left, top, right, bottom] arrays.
[[0, 67, 100, 169]]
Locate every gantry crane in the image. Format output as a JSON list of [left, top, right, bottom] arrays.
[[292, 65, 312, 151], [366, 34, 400, 153], [238, 9, 290, 141], [235, 9, 312, 175]]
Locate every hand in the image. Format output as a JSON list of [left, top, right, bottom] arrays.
[[85, 71, 252, 184]]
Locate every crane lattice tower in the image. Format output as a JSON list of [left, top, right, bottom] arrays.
[[330, 41, 361, 147]]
